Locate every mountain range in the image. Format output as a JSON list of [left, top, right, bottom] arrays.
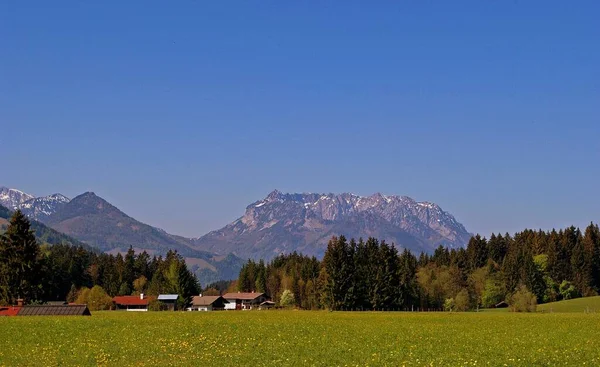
[[0, 187, 242, 284], [192, 190, 472, 259], [1, 186, 472, 280]]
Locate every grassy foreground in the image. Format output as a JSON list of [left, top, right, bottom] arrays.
[[1, 311, 600, 366]]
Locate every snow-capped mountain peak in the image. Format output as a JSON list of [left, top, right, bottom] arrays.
[[0, 186, 35, 210], [0, 187, 71, 222]]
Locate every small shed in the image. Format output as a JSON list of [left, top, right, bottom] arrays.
[[494, 301, 509, 309], [191, 296, 229, 311], [17, 305, 91, 316], [158, 294, 179, 311], [259, 301, 276, 310]]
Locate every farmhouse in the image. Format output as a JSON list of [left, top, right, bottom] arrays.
[[190, 295, 229, 311], [113, 294, 154, 311], [223, 292, 268, 310]]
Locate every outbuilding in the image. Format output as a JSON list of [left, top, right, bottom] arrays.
[[158, 294, 179, 311], [259, 301, 276, 310]]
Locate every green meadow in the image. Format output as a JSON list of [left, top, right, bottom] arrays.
[[537, 296, 600, 313], [1, 311, 600, 366]]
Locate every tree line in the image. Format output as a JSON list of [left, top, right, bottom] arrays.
[[235, 223, 600, 311], [0, 210, 200, 309]]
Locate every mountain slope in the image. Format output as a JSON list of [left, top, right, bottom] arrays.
[[193, 190, 472, 260], [42, 192, 244, 284], [0, 203, 95, 251], [45, 192, 208, 257]]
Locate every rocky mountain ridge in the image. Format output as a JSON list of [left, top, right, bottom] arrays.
[[192, 190, 472, 260]]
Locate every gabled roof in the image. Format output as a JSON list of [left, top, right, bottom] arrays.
[[222, 292, 266, 301], [158, 294, 179, 301], [17, 305, 91, 316], [113, 295, 154, 306], [192, 296, 229, 306]]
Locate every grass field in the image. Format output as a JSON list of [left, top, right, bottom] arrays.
[[1, 311, 600, 366], [537, 296, 600, 313]]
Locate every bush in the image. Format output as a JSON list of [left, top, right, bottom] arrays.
[[443, 298, 455, 312], [454, 289, 471, 312], [481, 279, 504, 308], [280, 289, 295, 308], [508, 285, 537, 312], [148, 299, 167, 311], [75, 286, 113, 311], [559, 280, 578, 300]]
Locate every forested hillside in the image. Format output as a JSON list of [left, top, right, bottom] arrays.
[[0, 211, 200, 308], [0, 204, 93, 250], [236, 223, 600, 311]]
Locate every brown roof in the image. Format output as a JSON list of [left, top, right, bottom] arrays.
[[192, 296, 228, 306], [112, 295, 155, 306], [222, 292, 266, 301], [17, 305, 91, 316]]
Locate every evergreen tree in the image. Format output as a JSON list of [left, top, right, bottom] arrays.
[[321, 236, 354, 310], [0, 210, 41, 304], [466, 235, 488, 271], [581, 223, 600, 292], [398, 248, 418, 310]]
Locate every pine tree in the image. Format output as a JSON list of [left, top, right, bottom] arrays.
[[321, 236, 354, 310], [466, 235, 488, 271], [398, 248, 418, 310], [0, 210, 41, 304]]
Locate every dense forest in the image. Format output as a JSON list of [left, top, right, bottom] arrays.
[[0, 211, 200, 309], [235, 223, 600, 311]]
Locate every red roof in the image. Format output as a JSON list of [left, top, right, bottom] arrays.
[[0, 306, 22, 316], [112, 295, 154, 306]]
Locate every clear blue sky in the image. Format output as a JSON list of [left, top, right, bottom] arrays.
[[1, 1, 598, 238]]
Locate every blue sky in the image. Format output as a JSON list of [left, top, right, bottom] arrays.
[[1, 1, 598, 238]]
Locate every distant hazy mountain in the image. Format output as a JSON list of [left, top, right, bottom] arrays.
[[193, 190, 472, 260]]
